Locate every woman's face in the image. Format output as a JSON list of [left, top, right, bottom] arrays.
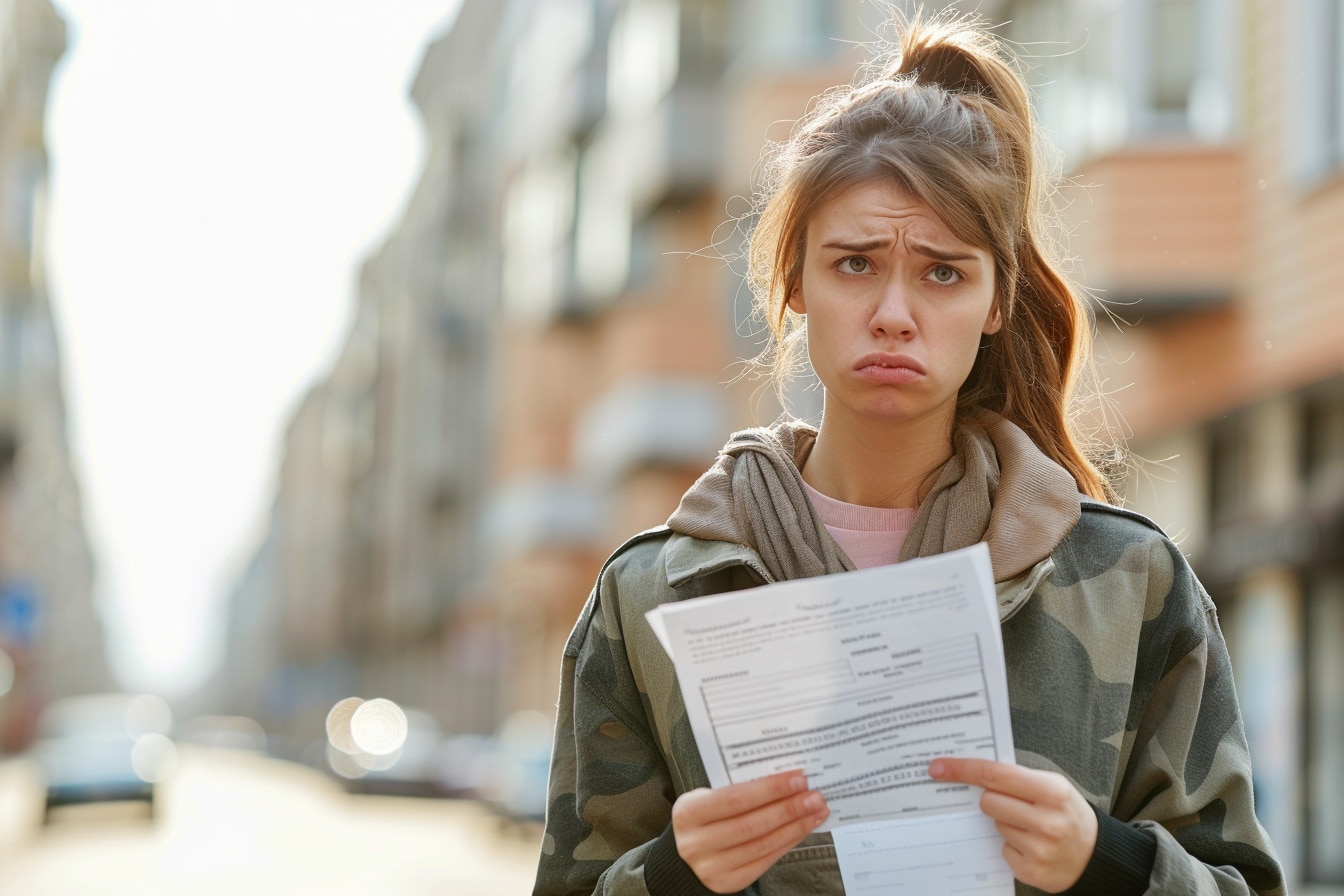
[[789, 178, 1001, 432]]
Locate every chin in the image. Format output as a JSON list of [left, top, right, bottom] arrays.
[[852, 403, 930, 424], [853, 398, 956, 428]]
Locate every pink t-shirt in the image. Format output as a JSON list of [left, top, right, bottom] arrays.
[[802, 480, 915, 570]]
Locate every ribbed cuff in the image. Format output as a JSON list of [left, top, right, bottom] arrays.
[[644, 823, 746, 896], [1062, 805, 1157, 896]]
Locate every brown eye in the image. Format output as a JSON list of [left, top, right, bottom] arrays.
[[929, 264, 961, 284], [841, 256, 870, 274]]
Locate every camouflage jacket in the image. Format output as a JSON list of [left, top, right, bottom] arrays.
[[533, 501, 1286, 895]]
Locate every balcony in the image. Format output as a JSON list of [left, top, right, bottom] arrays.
[[575, 379, 728, 481], [483, 475, 605, 559], [1060, 145, 1250, 321]]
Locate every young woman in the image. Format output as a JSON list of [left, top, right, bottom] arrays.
[[532, 12, 1285, 896]]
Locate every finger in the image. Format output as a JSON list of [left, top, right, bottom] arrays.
[[725, 796, 829, 867], [978, 788, 1044, 832], [999, 837, 1033, 881], [929, 758, 1070, 805], [990, 816, 1036, 851], [690, 797, 830, 890], [720, 810, 830, 886], [677, 770, 809, 826], [976, 776, 1094, 850], [681, 786, 827, 854], [990, 803, 1096, 893], [995, 822, 1086, 893]]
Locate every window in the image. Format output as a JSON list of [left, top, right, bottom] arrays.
[[575, 135, 634, 302], [607, 0, 680, 118], [1005, 0, 1236, 166], [1208, 415, 1250, 525], [728, 0, 838, 67], [3, 155, 41, 254], [1149, 0, 1199, 124], [501, 150, 578, 319], [1304, 572, 1344, 883], [1296, 0, 1344, 181], [679, 0, 730, 85], [505, 0, 594, 125], [1300, 382, 1344, 497]]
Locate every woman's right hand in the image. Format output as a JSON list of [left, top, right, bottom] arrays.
[[671, 770, 830, 894]]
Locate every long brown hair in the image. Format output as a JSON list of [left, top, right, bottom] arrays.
[[747, 10, 1116, 502]]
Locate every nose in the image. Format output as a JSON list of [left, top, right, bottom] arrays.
[[870, 278, 917, 341]]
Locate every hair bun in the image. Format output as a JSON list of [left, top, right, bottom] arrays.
[[881, 13, 1030, 131], [901, 35, 991, 96], [887, 14, 1010, 108]]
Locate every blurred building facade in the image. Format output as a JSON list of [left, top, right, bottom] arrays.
[[1004, 0, 1344, 888], [206, 3, 513, 750], [0, 0, 111, 752], [216, 0, 1343, 888]]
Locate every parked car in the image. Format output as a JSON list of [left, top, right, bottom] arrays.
[[435, 732, 492, 799], [178, 714, 267, 753], [29, 692, 177, 823], [476, 709, 552, 823]]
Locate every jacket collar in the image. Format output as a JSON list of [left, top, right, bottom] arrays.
[[663, 532, 772, 589], [995, 555, 1054, 622], [664, 528, 1054, 623]]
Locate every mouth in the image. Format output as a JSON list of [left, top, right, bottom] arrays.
[[854, 353, 926, 375]]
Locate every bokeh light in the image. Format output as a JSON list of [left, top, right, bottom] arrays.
[[325, 696, 365, 755], [131, 731, 179, 782], [350, 698, 407, 756], [124, 692, 173, 737], [324, 697, 411, 777]]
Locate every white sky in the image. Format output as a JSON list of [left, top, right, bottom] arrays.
[[45, 0, 461, 699]]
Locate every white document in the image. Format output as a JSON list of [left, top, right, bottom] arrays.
[[833, 811, 1013, 894], [646, 543, 1015, 893]]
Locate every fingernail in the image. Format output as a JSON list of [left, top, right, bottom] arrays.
[[929, 760, 946, 779], [803, 793, 824, 812], [789, 775, 806, 793]]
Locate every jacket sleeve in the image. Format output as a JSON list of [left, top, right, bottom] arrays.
[[1113, 534, 1287, 895], [532, 582, 667, 896], [533, 560, 729, 896]]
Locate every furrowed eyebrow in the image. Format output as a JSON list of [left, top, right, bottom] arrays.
[[820, 238, 888, 253], [818, 237, 981, 263], [907, 240, 979, 263]]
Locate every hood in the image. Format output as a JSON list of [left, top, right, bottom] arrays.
[[666, 411, 1079, 585]]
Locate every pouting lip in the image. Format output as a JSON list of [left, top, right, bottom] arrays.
[[854, 352, 926, 375]]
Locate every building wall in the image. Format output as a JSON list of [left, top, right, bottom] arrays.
[[0, 0, 110, 752], [214, 2, 511, 743], [216, 0, 1344, 883], [1007, 0, 1344, 888]]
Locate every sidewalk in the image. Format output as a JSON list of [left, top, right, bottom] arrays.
[[0, 747, 542, 896]]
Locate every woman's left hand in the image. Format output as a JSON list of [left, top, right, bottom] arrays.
[[929, 757, 1097, 894]]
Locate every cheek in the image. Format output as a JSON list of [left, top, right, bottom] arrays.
[[945, 315, 991, 373]]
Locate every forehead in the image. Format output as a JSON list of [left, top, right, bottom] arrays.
[[808, 179, 970, 245]]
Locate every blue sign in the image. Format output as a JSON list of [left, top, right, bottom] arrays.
[[0, 579, 39, 646]]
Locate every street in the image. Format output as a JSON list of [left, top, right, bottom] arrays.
[[0, 746, 541, 895]]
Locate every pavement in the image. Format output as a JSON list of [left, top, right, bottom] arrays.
[[0, 747, 542, 895]]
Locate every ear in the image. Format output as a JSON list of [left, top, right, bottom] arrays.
[[982, 296, 1002, 335], [786, 284, 806, 315]]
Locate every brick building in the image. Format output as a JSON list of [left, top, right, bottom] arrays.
[[223, 1, 1343, 887]]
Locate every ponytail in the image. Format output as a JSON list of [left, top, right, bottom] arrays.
[[748, 8, 1118, 502]]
